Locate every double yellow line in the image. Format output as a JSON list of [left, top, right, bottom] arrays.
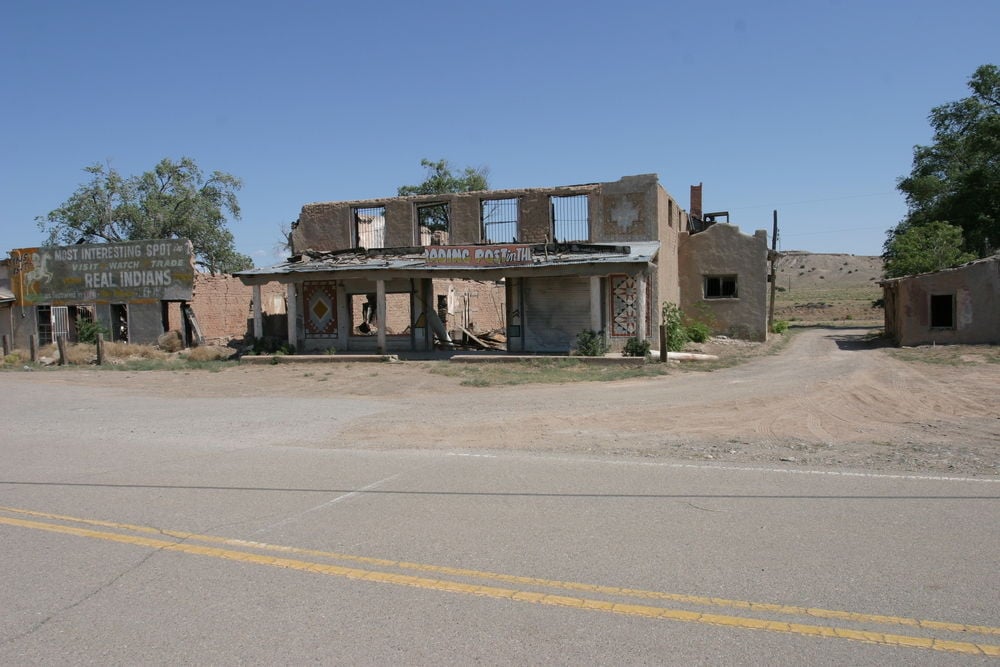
[[1, 505, 997, 657]]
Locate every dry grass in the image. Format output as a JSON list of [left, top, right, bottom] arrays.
[[0, 341, 235, 370]]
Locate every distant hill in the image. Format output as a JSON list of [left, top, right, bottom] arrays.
[[772, 251, 884, 325]]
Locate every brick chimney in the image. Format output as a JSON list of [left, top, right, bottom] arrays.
[[690, 183, 703, 219]]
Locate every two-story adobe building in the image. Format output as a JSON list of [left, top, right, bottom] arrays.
[[236, 174, 770, 355]]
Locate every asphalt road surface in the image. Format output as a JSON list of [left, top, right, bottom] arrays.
[[1, 332, 998, 665]]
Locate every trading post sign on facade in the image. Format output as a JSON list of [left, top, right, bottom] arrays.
[[423, 244, 534, 267], [9, 239, 195, 305]]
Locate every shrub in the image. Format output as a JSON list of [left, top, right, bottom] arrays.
[[771, 320, 789, 334], [622, 337, 650, 358], [76, 316, 109, 344], [574, 330, 608, 356], [661, 302, 688, 352], [685, 321, 711, 343]]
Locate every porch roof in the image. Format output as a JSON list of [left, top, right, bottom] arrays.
[[236, 242, 660, 285]]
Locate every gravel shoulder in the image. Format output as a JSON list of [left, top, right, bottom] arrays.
[[7, 327, 998, 476]]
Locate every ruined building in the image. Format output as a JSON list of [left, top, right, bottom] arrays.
[[236, 174, 770, 354]]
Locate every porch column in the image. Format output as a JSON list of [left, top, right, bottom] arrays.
[[590, 276, 602, 332], [252, 284, 263, 339], [286, 283, 297, 350], [423, 278, 434, 351], [637, 274, 647, 341], [376, 279, 387, 355]]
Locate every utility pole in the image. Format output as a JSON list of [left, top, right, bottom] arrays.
[[768, 210, 779, 334]]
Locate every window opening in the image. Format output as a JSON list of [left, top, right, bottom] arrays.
[[36, 305, 53, 346], [705, 275, 738, 299], [418, 202, 450, 245], [930, 294, 954, 328], [350, 293, 410, 337], [550, 194, 589, 242], [353, 206, 386, 249], [481, 198, 519, 243], [111, 304, 129, 342]]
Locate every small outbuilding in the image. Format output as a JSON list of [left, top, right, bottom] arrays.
[[880, 254, 1000, 346]]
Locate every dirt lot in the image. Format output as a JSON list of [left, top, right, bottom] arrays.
[[12, 327, 998, 477]]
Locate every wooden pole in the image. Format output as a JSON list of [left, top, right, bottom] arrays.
[[56, 334, 67, 366], [96, 333, 105, 366], [29, 334, 38, 362], [1, 334, 9, 356], [659, 324, 667, 363], [768, 210, 779, 334]]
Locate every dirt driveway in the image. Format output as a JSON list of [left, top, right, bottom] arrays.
[[14, 328, 1000, 476]]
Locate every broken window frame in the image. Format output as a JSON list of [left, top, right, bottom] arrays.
[[481, 197, 519, 243], [550, 194, 589, 243], [704, 275, 738, 299], [417, 202, 450, 245], [929, 293, 955, 329], [353, 206, 386, 250]]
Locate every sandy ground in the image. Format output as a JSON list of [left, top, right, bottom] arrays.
[[9, 328, 999, 476]]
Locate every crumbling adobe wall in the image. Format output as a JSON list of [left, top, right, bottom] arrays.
[[167, 274, 286, 344]]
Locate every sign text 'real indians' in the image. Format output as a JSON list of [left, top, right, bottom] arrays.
[[9, 240, 195, 305], [423, 244, 533, 267]]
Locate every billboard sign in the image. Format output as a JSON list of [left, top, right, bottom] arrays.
[[9, 239, 195, 305]]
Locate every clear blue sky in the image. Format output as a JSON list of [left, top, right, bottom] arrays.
[[1, 0, 997, 265]]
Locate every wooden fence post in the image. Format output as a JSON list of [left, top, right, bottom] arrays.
[[659, 324, 667, 363], [1, 334, 9, 357], [96, 333, 105, 366], [29, 335, 38, 363], [56, 334, 67, 366]]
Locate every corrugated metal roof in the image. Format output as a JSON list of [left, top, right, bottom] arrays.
[[0, 287, 14, 303], [236, 242, 660, 281]]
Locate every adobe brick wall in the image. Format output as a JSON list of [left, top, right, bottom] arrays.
[[166, 274, 286, 344]]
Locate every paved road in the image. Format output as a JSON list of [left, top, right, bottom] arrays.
[[1, 339, 998, 664]]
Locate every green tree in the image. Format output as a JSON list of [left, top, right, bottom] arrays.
[[889, 64, 1000, 258], [397, 158, 489, 196], [883, 220, 976, 278], [38, 157, 253, 273], [397, 158, 490, 232]]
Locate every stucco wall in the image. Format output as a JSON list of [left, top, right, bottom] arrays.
[[678, 224, 769, 341], [883, 256, 1000, 346]]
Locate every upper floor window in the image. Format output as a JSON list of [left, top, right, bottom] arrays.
[[704, 275, 738, 299], [353, 206, 385, 249], [550, 194, 588, 242], [418, 202, 450, 245], [481, 198, 519, 243]]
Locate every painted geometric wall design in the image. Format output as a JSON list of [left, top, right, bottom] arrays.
[[611, 275, 638, 336], [304, 282, 337, 337]]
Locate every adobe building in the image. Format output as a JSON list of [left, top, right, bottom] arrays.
[[881, 254, 1000, 346], [236, 174, 771, 355], [2, 239, 197, 348]]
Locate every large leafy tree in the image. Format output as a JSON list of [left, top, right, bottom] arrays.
[[887, 64, 1000, 266], [397, 158, 490, 232], [38, 157, 253, 273], [883, 220, 976, 278]]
